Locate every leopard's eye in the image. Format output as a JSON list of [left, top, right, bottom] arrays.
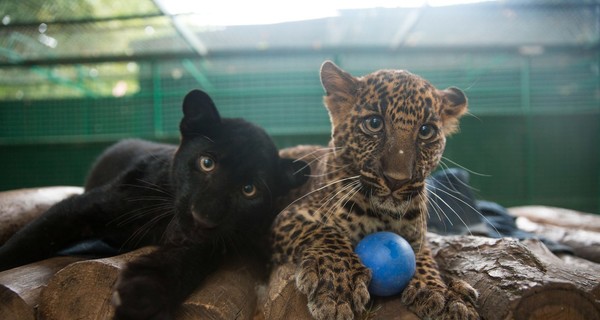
[[418, 124, 437, 141], [242, 183, 257, 198], [362, 115, 384, 134], [198, 156, 216, 172]]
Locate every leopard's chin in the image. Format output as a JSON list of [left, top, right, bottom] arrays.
[[369, 195, 411, 216]]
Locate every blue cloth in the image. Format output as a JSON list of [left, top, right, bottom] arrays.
[[426, 168, 572, 254]]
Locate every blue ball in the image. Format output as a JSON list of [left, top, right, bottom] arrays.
[[355, 231, 416, 297]]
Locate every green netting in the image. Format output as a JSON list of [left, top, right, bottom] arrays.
[[0, 1, 598, 213]]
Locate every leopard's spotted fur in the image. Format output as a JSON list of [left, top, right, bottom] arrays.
[[271, 61, 480, 320]]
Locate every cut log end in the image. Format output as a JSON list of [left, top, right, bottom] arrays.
[[514, 287, 600, 320], [0, 284, 35, 320]]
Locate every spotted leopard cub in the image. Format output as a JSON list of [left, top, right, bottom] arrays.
[[271, 61, 479, 319]]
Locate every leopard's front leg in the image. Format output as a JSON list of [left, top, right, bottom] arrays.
[[272, 215, 371, 320], [391, 200, 479, 320], [401, 242, 480, 320]]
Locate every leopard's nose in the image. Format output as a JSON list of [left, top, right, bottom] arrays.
[[383, 172, 411, 191]]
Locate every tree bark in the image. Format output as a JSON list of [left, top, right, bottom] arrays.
[[429, 234, 600, 320], [0, 186, 83, 245], [261, 234, 600, 320], [0, 256, 82, 306], [36, 247, 262, 320], [0, 284, 36, 320], [260, 262, 420, 320], [3, 189, 600, 320]]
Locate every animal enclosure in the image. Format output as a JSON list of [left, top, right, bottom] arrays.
[[0, 1, 598, 213]]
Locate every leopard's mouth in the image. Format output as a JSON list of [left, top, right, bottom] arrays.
[[360, 176, 421, 200]]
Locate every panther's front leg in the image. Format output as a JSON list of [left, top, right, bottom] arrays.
[[113, 243, 221, 320]]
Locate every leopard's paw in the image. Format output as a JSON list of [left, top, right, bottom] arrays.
[[401, 279, 447, 317], [296, 249, 371, 320], [443, 278, 479, 320], [401, 278, 480, 320]]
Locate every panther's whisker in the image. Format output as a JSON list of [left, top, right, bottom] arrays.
[[123, 179, 174, 197], [123, 210, 173, 249], [110, 203, 174, 226]]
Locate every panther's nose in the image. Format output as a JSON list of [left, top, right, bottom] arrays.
[[383, 172, 411, 191]]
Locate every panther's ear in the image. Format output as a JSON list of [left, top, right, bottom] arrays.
[[180, 89, 221, 137], [279, 158, 310, 190]]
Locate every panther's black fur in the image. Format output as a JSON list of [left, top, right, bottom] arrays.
[[0, 90, 309, 319]]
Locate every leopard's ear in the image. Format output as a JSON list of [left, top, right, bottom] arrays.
[[320, 61, 358, 104], [180, 89, 221, 137], [439, 87, 468, 135]]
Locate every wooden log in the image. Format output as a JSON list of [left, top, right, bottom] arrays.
[[508, 205, 600, 233], [261, 262, 419, 320], [0, 186, 83, 245], [37, 247, 263, 320], [0, 284, 35, 320], [37, 248, 153, 320], [261, 263, 311, 320], [428, 234, 600, 320], [515, 216, 600, 263], [176, 257, 263, 320], [0, 256, 82, 309], [262, 234, 600, 320]]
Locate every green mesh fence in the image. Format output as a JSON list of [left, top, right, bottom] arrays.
[[0, 1, 599, 213], [1, 50, 598, 213]]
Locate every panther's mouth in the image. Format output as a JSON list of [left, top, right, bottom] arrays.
[[191, 209, 218, 229]]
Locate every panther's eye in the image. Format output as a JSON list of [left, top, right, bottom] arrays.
[[198, 156, 216, 172], [242, 183, 257, 198], [362, 115, 384, 134], [418, 124, 437, 141]]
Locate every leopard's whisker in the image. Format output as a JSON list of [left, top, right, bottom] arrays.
[[440, 157, 491, 177], [322, 180, 362, 223], [317, 179, 361, 223], [340, 183, 363, 221], [292, 147, 345, 175], [292, 146, 342, 162], [425, 185, 473, 236], [436, 161, 481, 193], [425, 192, 452, 226], [305, 164, 350, 177], [427, 184, 502, 238], [278, 175, 362, 215]]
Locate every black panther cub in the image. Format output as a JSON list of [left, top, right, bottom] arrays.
[[0, 90, 309, 319]]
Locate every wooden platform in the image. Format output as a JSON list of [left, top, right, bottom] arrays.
[[1, 187, 599, 320]]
